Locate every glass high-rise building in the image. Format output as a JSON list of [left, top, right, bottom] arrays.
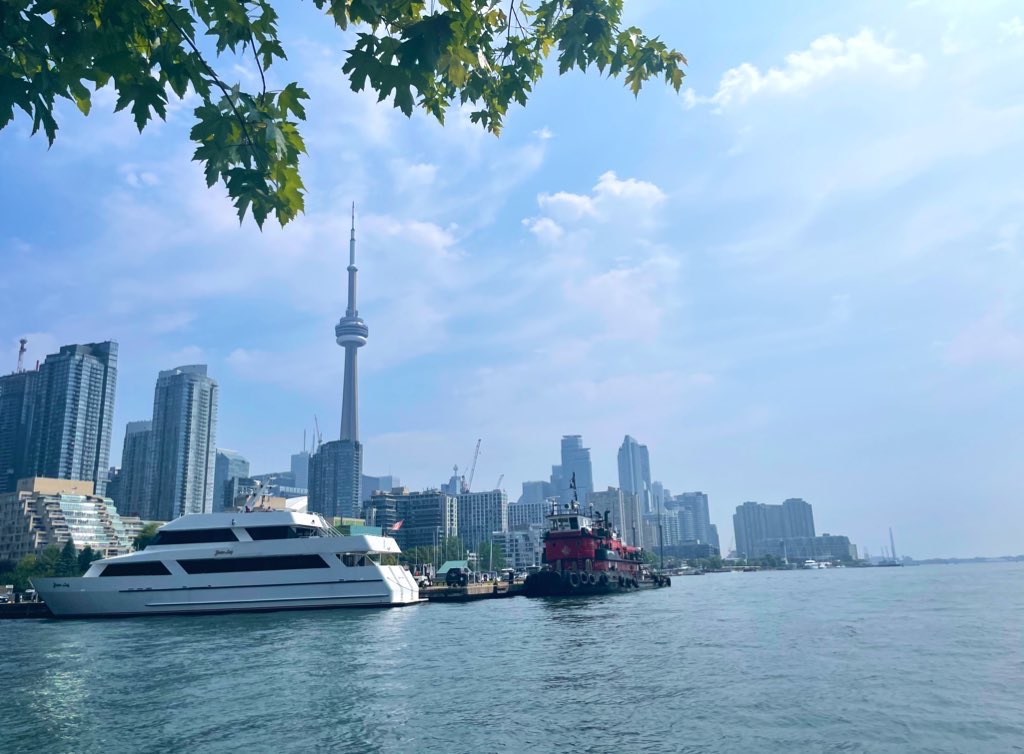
[[0, 369, 40, 493], [147, 365, 218, 520], [117, 420, 153, 517], [555, 435, 594, 505], [309, 440, 362, 519], [214, 449, 250, 511], [29, 341, 118, 496], [617, 435, 652, 514]]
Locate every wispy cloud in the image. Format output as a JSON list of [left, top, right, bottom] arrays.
[[687, 29, 925, 110]]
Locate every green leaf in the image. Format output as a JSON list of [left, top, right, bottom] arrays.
[[278, 82, 308, 119]]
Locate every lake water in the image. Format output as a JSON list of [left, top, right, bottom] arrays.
[[1, 563, 1022, 753]]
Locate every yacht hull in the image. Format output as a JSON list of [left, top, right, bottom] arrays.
[[36, 567, 422, 618]]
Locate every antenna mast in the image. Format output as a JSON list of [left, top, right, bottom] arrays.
[[16, 338, 27, 372]]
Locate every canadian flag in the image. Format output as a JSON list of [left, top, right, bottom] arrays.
[[390, 520, 404, 531]]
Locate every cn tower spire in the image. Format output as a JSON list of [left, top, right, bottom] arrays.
[[336, 202, 369, 442]]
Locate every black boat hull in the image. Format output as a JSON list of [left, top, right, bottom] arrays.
[[523, 570, 670, 597]]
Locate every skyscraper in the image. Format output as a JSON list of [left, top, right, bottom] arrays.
[[310, 205, 368, 519], [147, 365, 218, 520], [0, 368, 39, 493], [118, 420, 153, 516], [30, 341, 118, 496], [674, 491, 712, 543], [290, 450, 310, 490], [555, 435, 594, 504], [213, 449, 250, 510], [617, 435, 652, 513]]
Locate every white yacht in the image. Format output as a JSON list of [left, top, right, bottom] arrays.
[[33, 510, 423, 617]]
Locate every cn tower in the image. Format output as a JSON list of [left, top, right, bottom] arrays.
[[335, 203, 368, 442]]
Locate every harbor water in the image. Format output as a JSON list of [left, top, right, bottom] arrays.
[[1, 563, 1021, 753]]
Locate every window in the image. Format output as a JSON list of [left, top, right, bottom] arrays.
[[177, 554, 330, 574], [245, 526, 319, 541], [152, 528, 238, 545], [100, 561, 172, 577]]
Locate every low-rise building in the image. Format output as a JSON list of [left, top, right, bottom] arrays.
[[0, 477, 132, 560]]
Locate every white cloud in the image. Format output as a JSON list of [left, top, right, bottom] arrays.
[[532, 171, 666, 227], [389, 159, 438, 193], [697, 29, 925, 109], [523, 216, 564, 244], [1000, 17, 1024, 40]]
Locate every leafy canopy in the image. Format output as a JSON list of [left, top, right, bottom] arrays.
[[1, 0, 685, 227]]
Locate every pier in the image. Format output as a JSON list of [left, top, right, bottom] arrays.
[[420, 581, 524, 602]]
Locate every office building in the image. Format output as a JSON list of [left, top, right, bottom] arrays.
[[309, 440, 362, 518], [617, 435, 652, 514], [363, 488, 458, 551], [290, 450, 310, 490], [147, 365, 218, 520], [518, 480, 555, 505], [29, 341, 118, 496], [362, 474, 400, 502], [552, 435, 594, 504], [0, 477, 131, 561], [213, 449, 250, 510], [457, 489, 508, 551], [709, 523, 720, 552], [115, 421, 152, 516], [590, 486, 644, 547], [0, 368, 40, 494]]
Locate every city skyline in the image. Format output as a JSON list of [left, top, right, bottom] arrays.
[[3, 2, 1023, 558]]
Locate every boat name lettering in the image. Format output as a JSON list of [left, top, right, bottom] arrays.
[[214, 548, 234, 556]]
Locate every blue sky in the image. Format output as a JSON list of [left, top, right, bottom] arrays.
[[3, 1, 1023, 558]]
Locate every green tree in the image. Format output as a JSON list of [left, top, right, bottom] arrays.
[[1, 1, 685, 227], [134, 522, 161, 551], [55, 540, 79, 577], [478, 541, 506, 572], [77, 545, 104, 574], [37, 544, 61, 574]]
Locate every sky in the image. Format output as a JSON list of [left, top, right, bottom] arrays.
[[2, 1, 1023, 559]]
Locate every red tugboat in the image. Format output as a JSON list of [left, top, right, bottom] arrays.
[[523, 480, 671, 597]]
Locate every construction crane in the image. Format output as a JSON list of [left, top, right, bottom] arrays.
[[495, 474, 504, 490], [16, 338, 27, 372], [463, 438, 482, 494]]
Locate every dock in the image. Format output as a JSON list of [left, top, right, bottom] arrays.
[[421, 581, 525, 602]]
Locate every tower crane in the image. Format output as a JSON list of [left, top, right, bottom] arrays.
[[463, 438, 482, 494], [496, 474, 504, 490]]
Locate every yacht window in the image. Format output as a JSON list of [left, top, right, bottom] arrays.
[[246, 525, 320, 540], [178, 555, 330, 574], [100, 561, 172, 577], [570, 517, 579, 530], [152, 528, 238, 545]]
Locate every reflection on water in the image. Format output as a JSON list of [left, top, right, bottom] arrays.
[[1, 563, 1023, 753]]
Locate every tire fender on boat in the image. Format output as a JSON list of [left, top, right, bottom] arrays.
[[569, 572, 580, 588], [599, 573, 609, 586]]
